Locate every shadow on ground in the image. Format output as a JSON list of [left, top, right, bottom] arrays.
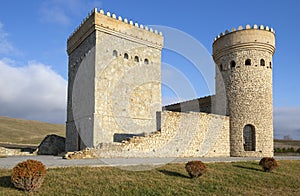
[[0, 176, 14, 189], [232, 163, 263, 172], [158, 169, 190, 178]]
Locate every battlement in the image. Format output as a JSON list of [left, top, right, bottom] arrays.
[[213, 24, 276, 60], [67, 8, 163, 54], [213, 24, 275, 42]]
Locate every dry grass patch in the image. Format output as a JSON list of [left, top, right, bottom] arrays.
[[0, 160, 299, 195], [0, 116, 65, 145]]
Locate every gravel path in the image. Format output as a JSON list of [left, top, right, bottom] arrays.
[[0, 156, 299, 169]]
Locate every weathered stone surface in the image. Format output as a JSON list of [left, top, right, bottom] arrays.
[[90, 111, 230, 158], [0, 147, 32, 156], [37, 134, 65, 155], [63, 148, 96, 159]]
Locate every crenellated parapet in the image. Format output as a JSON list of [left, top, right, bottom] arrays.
[[67, 8, 163, 54], [213, 24, 276, 60], [213, 24, 275, 42]]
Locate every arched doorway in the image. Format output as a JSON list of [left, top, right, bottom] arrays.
[[243, 125, 255, 151]]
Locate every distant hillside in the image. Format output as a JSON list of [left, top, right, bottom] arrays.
[[0, 116, 65, 145], [274, 139, 300, 149]]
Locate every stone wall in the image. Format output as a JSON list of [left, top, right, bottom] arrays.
[[92, 111, 230, 158], [0, 147, 33, 156], [163, 96, 214, 113], [93, 30, 162, 145], [66, 31, 96, 151]]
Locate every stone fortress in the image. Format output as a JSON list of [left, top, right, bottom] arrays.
[[66, 8, 275, 158]]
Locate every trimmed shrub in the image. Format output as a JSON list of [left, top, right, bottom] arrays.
[[259, 157, 278, 172], [185, 161, 207, 178], [11, 159, 47, 192]]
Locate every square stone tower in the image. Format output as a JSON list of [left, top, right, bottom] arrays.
[[66, 8, 163, 151]]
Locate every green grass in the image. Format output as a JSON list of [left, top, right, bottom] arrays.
[[0, 116, 65, 145], [0, 160, 299, 195]]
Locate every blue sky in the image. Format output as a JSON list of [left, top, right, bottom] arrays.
[[0, 0, 299, 139]]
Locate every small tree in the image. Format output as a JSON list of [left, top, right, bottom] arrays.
[[185, 161, 207, 178], [259, 157, 278, 172], [11, 159, 47, 192]]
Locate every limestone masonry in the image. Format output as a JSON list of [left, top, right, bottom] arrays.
[[66, 8, 275, 157]]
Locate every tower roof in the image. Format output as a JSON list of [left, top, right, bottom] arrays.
[[212, 24, 276, 60]]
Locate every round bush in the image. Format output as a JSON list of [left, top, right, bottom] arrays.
[[185, 160, 207, 178], [11, 159, 47, 192], [259, 157, 278, 172]]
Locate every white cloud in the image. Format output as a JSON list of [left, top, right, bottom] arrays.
[[39, 0, 102, 25], [0, 59, 67, 124], [39, 6, 70, 25], [274, 107, 300, 140], [0, 22, 15, 55]]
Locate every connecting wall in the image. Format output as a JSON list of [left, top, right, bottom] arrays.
[[93, 111, 230, 158]]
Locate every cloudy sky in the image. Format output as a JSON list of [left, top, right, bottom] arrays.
[[0, 0, 299, 139]]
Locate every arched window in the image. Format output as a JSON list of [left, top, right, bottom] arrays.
[[113, 50, 118, 57], [243, 125, 255, 151], [269, 62, 272, 68], [124, 53, 129, 60], [245, 59, 251, 66], [134, 56, 139, 62], [260, 59, 265, 66], [230, 60, 236, 68], [144, 58, 149, 64], [219, 64, 223, 71]]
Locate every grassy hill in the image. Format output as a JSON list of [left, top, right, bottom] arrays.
[[0, 116, 65, 145]]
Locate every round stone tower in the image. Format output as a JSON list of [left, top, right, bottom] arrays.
[[213, 24, 276, 157]]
